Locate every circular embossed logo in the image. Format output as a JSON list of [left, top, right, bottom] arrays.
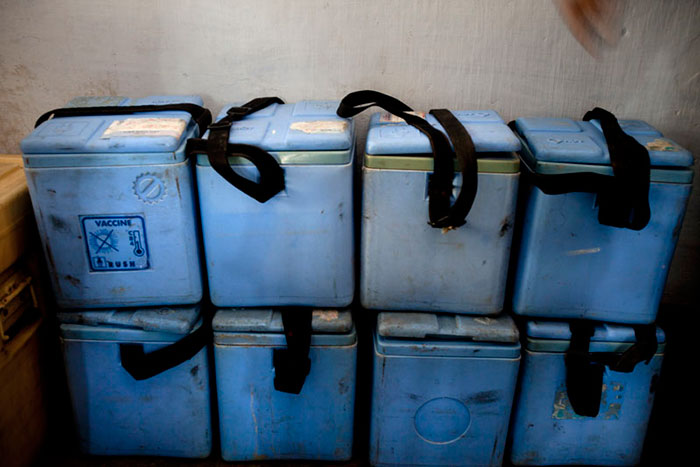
[[414, 397, 471, 444], [133, 173, 166, 204]]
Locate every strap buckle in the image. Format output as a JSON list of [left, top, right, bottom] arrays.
[[226, 106, 252, 118], [207, 120, 233, 131]]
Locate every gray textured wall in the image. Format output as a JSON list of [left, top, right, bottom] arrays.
[[1, 0, 698, 304]]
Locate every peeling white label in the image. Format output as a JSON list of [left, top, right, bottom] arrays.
[[289, 120, 348, 134], [101, 118, 186, 139], [645, 138, 680, 152], [313, 310, 340, 321], [566, 247, 601, 256], [379, 111, 427, 123]]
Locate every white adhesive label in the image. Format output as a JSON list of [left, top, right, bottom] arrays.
[[646, 138, 680, 152], [289, 120, 348, 134], [101, 118, 186, 138], [379, 111, 427, 123]]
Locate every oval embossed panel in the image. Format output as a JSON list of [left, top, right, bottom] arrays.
[[414, 397, 471, 444]]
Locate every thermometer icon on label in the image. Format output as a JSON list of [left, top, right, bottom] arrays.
[[129, 230, 145, 257]]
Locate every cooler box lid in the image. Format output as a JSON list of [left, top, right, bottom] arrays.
[[378, 312, 519, 343], [375, 312, 521, 359], [364, 110, 520, 173], [525, 320, 666, 353], [514, 117, 693, 168], [203, 100, 352, 156], [58, 304, 202, 342], [213, 309, 352, 333], [0, 157, 32, 273], [213, 309, 355, 346], [21, 95, 202, 163]]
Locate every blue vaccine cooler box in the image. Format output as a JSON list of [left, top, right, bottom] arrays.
[[195, 100, 354, 307], [511, 115, 694, 323], [370, 312, 521, 466], [509, 320, 664, 466], [361, 111, 520, 313], [213, 309, 357, 461], [21, 95, 206, 308], [59, 305, 212, 457]]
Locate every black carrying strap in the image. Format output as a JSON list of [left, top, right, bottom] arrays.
[[509, 107, 651, 230], [565, 321, 658, 417], [119, 312, 212, 381], [273, 309, 313, 394], [34, 103, 213, 136], [337, 90, 477, 229], [186, 97, 285, 203], [583, 108, 651, 230]]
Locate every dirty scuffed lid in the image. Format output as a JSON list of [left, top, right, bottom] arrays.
[[21, 95, 202, 156], [378, 312, 519, 343], [514, 117, 693, 168], [526, 321, 665, 344], [57, 305, 201, 334], [209, 100, 353, 153], [213, 309, 353, 334], [365, 110, 521, 155]]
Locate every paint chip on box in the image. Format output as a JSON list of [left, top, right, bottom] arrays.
[[289, 120, 348, 134], [379, 111, 426, 123], [101, 118, 186, 138]]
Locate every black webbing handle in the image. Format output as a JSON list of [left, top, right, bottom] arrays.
[[565, 321, 605, 417], [34, 103, 213, 137], [186, 97, 285, 203], [565, 321, 658, 417], [337, 90, 478, 229], [583, 108, 651, 230], [509, 107, 651, 231], [273, 309, 313, 394], [430, 109, 478, 229], [119, 311, 212, 381]]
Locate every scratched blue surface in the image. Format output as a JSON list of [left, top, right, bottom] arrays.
[[370, 312, 520, 466], [511, 116, 694, 323], [22, 95, 204, 308], [510, 320, 664, 466], [213, 309, 357, 461], [197, 101, 355, 307], [59, 306, 212, 457]]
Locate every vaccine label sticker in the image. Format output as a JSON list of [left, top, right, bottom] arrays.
[[80, 215, 150, 271], [100, 118, 186, 139]]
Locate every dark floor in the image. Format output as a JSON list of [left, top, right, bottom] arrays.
[[32, 304, 694, 467]]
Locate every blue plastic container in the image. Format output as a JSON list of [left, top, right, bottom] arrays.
[[512, 117, 694, 323], [21, 95, 204, 308], [370, 312, 521, 466], [196, 101, 354, 307], [213, 309, 357, 461], [59, 305, 212, 457], [362, 111, 521, 313], [509, 321, 665, 466]]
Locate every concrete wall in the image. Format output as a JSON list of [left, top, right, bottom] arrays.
[[1, 0, 698, 304]]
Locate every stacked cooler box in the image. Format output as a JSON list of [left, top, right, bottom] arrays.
[[507, 114, 693, 465], [195, 99, 358, 461], [20, 96, 213, 457], [358, 108, 524, 466]]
